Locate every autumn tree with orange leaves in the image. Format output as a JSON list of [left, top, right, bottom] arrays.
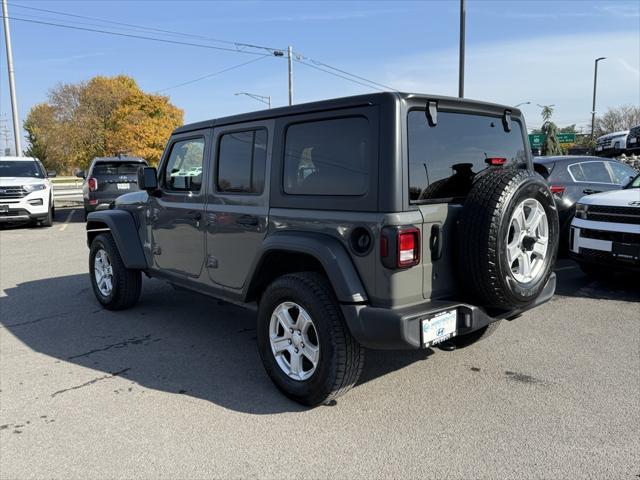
[[24, 75, 183, 172]]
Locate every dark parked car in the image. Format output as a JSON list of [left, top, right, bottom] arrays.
[[85, 93, 559, 405], [626, 123, 640, 155], [533, 155, 637, 247], [78, 156, 147, 219]]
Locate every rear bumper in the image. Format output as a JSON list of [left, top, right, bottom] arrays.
[[341, 273, 556, 350]]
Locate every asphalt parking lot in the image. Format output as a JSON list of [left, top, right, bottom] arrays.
[[1, 206, 639, 479]]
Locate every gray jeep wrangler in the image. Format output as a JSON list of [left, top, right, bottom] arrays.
[[86, 92, 559, 406]]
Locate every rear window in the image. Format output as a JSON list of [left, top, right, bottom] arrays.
[[408, 111, 527, 202], [283, 117, 370, 196], [92, 162, 145, 176]]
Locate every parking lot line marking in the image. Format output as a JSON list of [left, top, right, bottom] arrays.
[[59, 209, 76, 231]]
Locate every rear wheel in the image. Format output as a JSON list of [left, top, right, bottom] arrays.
[[89, 233, 141, 310], [257, 272, 364, 406]]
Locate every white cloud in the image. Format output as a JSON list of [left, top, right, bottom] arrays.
[[380, 31, 640, 130]]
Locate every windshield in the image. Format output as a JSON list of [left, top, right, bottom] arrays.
[[408, 110, 527, 202], [92, 162, 144, 176], [625, 174, 640, 189], [0, 160, 44, 178]]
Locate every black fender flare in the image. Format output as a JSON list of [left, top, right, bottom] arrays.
[[86, 210, 147, 270], [247, 232, 368, 304]]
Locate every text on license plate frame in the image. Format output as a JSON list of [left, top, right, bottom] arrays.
[[422, 309, 458, 347], [612, 242, 640, 260], [117, 183, 130, 190]]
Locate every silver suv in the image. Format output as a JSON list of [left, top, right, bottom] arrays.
[[85, 93, 559, 405]]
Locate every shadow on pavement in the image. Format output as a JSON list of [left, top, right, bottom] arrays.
[[1, 273, 431, 414], [553, 258, 639, 302]]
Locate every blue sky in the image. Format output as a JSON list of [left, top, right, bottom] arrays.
[[1, 0, 639, 151]]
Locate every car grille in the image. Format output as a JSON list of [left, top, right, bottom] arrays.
[[628, 125, 640, 139], [581, 228, 640, 244], [0, 186, 28, 199], [0, 208, 30, 217], [586, 205, 640, 225], [596, 138, 612, 148]]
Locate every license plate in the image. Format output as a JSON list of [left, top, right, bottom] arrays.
[[0, 205, 8, 213], [630, 137, 637, 144], [612, 242, 640, 261], [596, 146, 603, 151], [117, 183, 130, 190], [422, 309, 457, 346]]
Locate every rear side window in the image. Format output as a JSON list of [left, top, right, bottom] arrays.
[[608, 161, 636, 185], [163, 138, 205, 192], [283, 117, 370, 196], [570, 161, 611, 183], [92, 162, 144, 176], [217, 129, 267, 194], [408, 111, 527, 202]]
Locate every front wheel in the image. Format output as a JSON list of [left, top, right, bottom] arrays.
[[89, 233, 142, 310], [39, 199, 53, 227], [257, 272, 365, 406]]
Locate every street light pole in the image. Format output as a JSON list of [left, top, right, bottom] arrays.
[[287, 45, 293, 105], [515, 101, 531, 108], [2, 0, 22, 156], [234, 92, 272, 109], [591, 57, 606, 140], [458, 0, 465, 98]]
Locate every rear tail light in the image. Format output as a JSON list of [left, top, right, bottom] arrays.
[[381, 226, 420, 269], [550, 185, 565, 196], [87, 177, 98, 192], [486, 157, 507, 166]]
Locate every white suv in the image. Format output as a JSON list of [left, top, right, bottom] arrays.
[[570, 174, 640, 276], [0, 156, 55, 227]]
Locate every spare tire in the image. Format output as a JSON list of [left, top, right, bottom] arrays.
[[456, 168, 559, 309]]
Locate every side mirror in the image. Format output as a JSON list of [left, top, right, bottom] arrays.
[[47, 170, 57, 178], [138, 166, 158, 191]]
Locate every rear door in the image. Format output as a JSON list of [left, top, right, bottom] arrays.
[[406, 108, 529, 300], [149, 131, 209, 279], [567, 160, 619, 197], [205, 121, 272, 290]]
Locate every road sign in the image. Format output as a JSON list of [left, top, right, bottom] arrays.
[[528, 133, 577, 148]]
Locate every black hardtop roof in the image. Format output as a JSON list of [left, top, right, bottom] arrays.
[[173, 91, 522, 134], [92, 156, 146, 163]]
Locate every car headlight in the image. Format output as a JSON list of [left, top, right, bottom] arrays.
[[575, 203, 588, 219], [23, 183, 47, 193]]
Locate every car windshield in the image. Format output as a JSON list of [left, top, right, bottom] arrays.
[[0, 160, 44, 178], [624, 174, 640, 189], [92, 162, 143, 175]]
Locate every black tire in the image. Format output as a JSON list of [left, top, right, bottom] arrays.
[[452, 320, 502, 348], [257, 272, 365, 406], [39, 199, 53, 227], [89, 233, 142, 310], [457, 168, 559, 309]]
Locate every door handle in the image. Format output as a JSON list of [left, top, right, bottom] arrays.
[[236, 215, 259, 226], [582, 189, 601, 195], [430, 224, 443, 261]]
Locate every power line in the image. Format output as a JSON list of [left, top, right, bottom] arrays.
[[157, 55, 271, 92], [294, 58, 386, 92], [7, 2, 283, 52], [1, 15, 278, 56]]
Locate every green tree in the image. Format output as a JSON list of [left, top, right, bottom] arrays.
[[23, 75, 184, 173], [540, 105, 562, 156]]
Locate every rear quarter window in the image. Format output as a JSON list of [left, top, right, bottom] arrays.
[[283, 117, 370, 196]]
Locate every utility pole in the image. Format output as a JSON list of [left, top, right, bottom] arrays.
[[2, 0, 22, 156], [458, 0, 465, 98], [590, 57, 606, 140], [287, 45, 293, 105]]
